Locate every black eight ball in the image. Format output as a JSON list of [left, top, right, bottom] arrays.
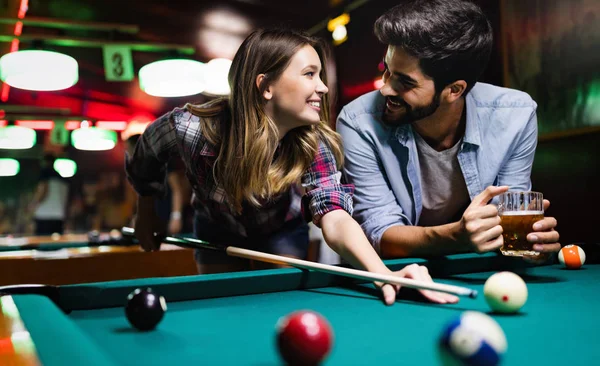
[[125, 287, 167, 331]]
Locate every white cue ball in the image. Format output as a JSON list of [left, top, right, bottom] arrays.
[[483, 272, 528, 313]]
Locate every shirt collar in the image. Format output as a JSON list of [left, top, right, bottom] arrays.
[[463, 89, 481, 146]]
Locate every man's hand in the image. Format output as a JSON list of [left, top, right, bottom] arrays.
[[524, 199, 560, 263], [458, 185, 509, 253]]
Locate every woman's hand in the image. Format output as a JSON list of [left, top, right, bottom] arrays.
[[376, 264, 460, 305], [134, 196, 165, 251]]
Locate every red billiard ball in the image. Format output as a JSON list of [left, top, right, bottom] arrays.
[[125, 288, 167, 331], [276, 310, 333, 365]]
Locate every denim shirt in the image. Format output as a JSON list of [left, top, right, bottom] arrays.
[[336, 82, 538, 250]]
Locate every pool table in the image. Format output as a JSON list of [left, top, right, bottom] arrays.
[[0, 233, 198, 286], [1, 252, 598, 365]]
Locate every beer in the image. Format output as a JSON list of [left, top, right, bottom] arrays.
[[498, 191, 544, 257], [500, 211, 544, 256]]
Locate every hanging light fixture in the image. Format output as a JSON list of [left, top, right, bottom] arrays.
[[0, 158, 20, 177], [71, 127, 117, 151], [202, 58, 232, 96], [0, 125, 36, 149], [327, 13, 350, 46], [139, 59, 206, 97], [0, 50, 79, 91], [53, 158, 77, 178]]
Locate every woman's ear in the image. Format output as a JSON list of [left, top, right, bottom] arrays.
[[256, 74, 272, 100]]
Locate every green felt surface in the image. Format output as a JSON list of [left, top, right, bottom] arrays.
[[13, 254, 600, 365], [0, 242, 89, 252], [14, 295, 116, 366]]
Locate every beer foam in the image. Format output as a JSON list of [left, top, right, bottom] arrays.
[[500, 210, 543, 216]]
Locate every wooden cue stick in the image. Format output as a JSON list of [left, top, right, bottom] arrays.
[[225, 247, 477, 298], [121, 227, 477, 298]]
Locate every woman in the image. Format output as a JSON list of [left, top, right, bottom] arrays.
[[126, 28, 457, 305]]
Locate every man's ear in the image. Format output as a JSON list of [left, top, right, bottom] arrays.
[[444, 80, 467, 103], [256, 74, 272, 100]]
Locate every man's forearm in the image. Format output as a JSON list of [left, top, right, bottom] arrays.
[[380, 222, 470, 258]]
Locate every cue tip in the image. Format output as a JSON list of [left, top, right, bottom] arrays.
[[469, 289, 478, 299]]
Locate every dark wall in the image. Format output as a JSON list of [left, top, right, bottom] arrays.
[[531, 131, 600, 245], [325, 0, 503, 109]]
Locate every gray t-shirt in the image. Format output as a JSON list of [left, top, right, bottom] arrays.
[[414, 132, 470, 227]]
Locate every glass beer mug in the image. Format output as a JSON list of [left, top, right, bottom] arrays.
[[498, 191, 544, 257]]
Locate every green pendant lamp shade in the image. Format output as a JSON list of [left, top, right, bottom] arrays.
[[53, 158, 77, 178], [139, 59, 206, 97], [71, 127, 117, 151], [0, 50, 79, 91], [0, 158, 20, 176], [0, 126, 36, 149]]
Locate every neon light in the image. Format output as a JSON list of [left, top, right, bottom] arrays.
[[15, 120, 54, 130], [96, 121, 128, 131], [18, 0, 29, 19], [14, 21, 23, 36], [9, 39, 19, 53], [65, 121, 80, 130], [373, 78, 384, 89]]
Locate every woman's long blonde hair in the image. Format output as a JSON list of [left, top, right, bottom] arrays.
[[186, 29, 343, 214]]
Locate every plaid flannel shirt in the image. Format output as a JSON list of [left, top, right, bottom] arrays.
[[125, 107, 354, 238]]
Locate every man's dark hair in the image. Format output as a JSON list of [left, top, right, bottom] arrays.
[[374, 0, 493, 94]]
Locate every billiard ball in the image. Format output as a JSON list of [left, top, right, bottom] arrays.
[[109, 229, 122, 244], [558, 244, 586, 269], [439, 311, 507, 366], [51, 232, 60, 241], [87, 230, 101, 245], [483, 271, 528, 314], [276, 310, 333, 365], [125, 288, 167, 331]]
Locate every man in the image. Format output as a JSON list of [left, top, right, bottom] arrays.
[[30, 154, 70, 235], [337, 0, 560, 259]]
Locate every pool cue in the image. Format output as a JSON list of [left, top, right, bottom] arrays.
[[121, 227, 477, 298]]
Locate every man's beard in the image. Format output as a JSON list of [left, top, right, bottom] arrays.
[[382, 92, 441, 126]]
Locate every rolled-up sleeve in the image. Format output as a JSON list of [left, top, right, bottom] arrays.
[[125, 111, 179, 198], [301, 140, 354, 226]]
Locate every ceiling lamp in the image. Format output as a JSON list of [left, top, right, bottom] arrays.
[[0, 125, 36, 149], [202, 58, 232, 96], [328, 13, 350, 46], [0, 158, 20, 177], [53, 158, 77, 178], [139, 59, 206, 97], [71, 127, 117, 151], [0, 50, 78, 91]]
